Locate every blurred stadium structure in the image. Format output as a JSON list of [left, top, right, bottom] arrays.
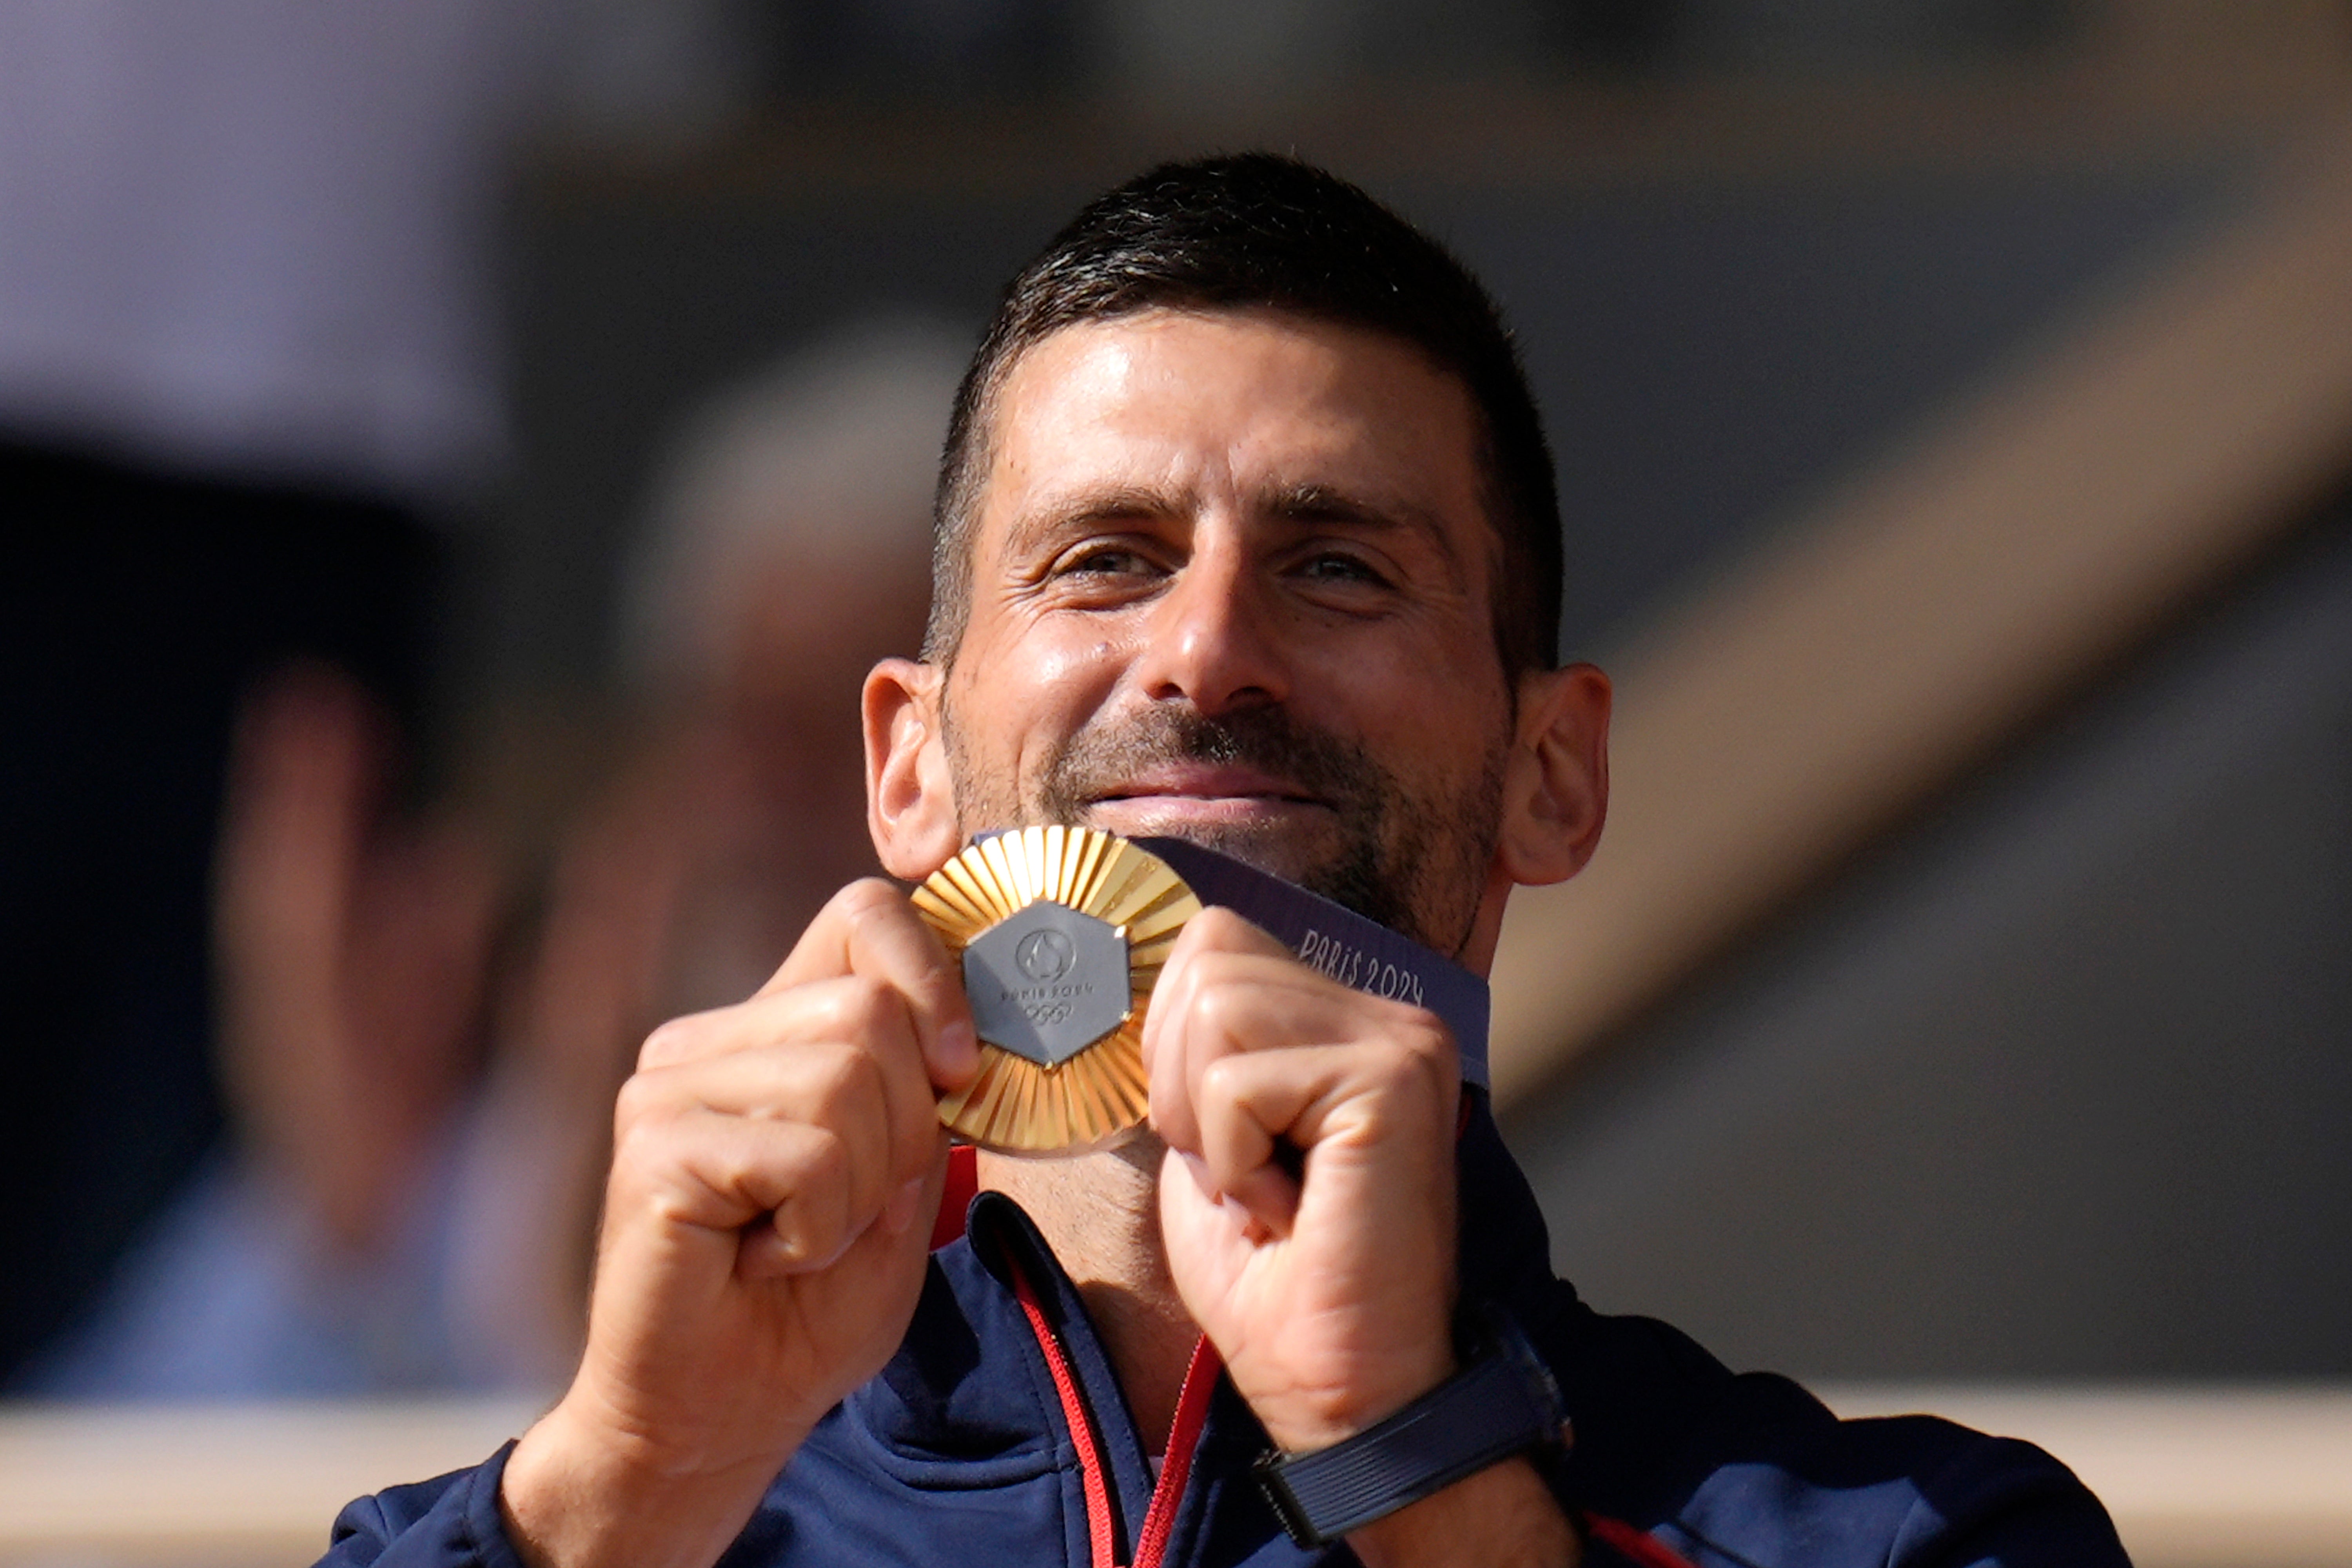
[[5, 0, 2350, 1560], [2, 1387, 2348, 1566]]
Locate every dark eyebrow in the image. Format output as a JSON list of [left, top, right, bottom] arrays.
[[1000, 485, 1184, 563], [999, 479, 1469, 576], [1262, 482, 1463, 568]]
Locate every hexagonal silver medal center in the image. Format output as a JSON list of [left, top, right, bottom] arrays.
[[963, 900, 1131, 1068]]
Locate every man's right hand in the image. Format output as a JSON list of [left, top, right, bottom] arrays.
[[500, 878, 978, 1568]]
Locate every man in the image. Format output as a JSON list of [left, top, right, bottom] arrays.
[[324, 156, 2127, 1568]]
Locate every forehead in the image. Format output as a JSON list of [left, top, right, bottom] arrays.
[[975, 307, 1490, 543]]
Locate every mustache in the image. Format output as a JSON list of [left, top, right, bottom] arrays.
[[1036, 705, 1381, 816]]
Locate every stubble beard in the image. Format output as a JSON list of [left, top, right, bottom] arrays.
[[941, 698, 1506, 961]]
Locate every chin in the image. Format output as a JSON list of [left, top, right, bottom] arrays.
[[1096, 813, 1325, 882]]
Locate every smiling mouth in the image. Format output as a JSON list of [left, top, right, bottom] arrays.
[[1081, 771, 1337, 836], [1080, 793, 1333, 842], [1089, 768, 1327, 811], [1033, 706, 1367, 845]]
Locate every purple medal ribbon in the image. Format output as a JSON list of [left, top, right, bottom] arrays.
[[1133, 837, 1491, 1095]]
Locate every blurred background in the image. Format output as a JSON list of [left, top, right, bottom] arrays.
[[1, 0, 2347, 1562]]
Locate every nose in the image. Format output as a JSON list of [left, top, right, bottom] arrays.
[[1131, 537, 1289, 716]]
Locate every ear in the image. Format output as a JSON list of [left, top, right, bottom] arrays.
[[1495, 662, 1610, 887], [864, 657, 962, 880]]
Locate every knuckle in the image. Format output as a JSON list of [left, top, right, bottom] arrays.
[[1187, 978, 1247, 1037], [1192, 906, 1246, 941], [782, 1121, 852, 1194], [1374, 1027, 1456, 1118], [830, 973, 926, 1072], [608, 1098, 671, 1171], [1367, 1001, 1451, 1066], [636, 1014, 702, 1070], [1197, 1052, 1247, 1104], [611, 1068, 665, 1132], [801, 1040, 886, 1129], [1399, 1006, 1452, 1063], [1367, 1038, 1434, 1094], [837, 974, 898, 1035], [836, 875, 909, 930]]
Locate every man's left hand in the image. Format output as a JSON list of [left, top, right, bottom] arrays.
[[1143, 907, 1461, 1453], [1145, 910, 1578, 1566]]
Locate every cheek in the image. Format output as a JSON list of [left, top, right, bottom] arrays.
[[959, 624, 1130, 774], [1023, 630, 1125, 699], [1303, 629, 1504, 744]]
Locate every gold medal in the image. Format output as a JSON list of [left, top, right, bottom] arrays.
[[913, 826, 1199, 1155]]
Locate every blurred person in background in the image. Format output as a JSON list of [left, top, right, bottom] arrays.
[[605, 318, 964, 1017], [454, 319, 964, 1387], [0, 0, 544, 1386], [16, 321, 964, 1395], [0, 0, 761, 1392]]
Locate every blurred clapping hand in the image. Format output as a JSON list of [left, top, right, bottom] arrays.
[[23, 321, 966, 1397], [215, 663, 501, 1259]]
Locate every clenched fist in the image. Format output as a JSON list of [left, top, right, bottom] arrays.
[[1144, 911, 1576, 1566], [501, 879, 977, 1568], [1143, 907, 1462, 1453]]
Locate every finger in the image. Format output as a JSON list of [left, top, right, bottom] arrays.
[[639, 1076, 926, 1279], [1138, 915, 1220, 1139], [628, 977, 948, 1265], [637, 978, 949, 1175], [1191, 1018, 1458, 1225], [739, 1151, 942, 1284], [750, 1121, 866, 1273], [1146, 950, 1378, 1158], [1143, 934, 1279, 1154], [639, 975, 914, 1071], [1141, 909, 1293, 1080], [619, 1103, 864, 1261], [630, 1034, 931, 1260], [1189, 1046, 1362, 1235], [1141, 906, 1365, 1147], [718, 1027, 944, 1206], [1178, 904, 1295, 961], [761, 878, 978, 1088]]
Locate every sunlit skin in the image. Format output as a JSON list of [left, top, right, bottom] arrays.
[[866, 308, 1611, 1563], [499, 307, 1610, 1568], [928, 307, 1514, 956]]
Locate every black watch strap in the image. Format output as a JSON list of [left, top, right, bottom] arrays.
[[1254, 1309, 1570, 1546]]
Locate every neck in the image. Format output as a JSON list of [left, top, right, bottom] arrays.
[[978, 1136, 1200, 1449]]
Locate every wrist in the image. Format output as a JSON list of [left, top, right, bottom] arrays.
[[1345, 1455, 1579, 1568], [501, 1395, 808, 1568], [1255, 1303, 1570, 1550], [1256, 1343, 1457, 1455]]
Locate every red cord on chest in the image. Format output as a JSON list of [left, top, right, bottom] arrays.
[[1006, 1248, 1222, 1568]]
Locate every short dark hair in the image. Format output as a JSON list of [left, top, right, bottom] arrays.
[[924, 153, 1563, 675]]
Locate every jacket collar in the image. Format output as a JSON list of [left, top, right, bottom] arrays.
[[846, 1100, 1564, 1475]]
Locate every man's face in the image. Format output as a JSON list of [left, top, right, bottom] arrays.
[[932, 307, 1518, 958]]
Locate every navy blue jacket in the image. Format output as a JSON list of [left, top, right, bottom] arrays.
[[319, 1108, 2129, 1567]]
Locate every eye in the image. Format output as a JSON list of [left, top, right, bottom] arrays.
[[1294, 550, 1391, 587], [1054, 542, 1162, 579]]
